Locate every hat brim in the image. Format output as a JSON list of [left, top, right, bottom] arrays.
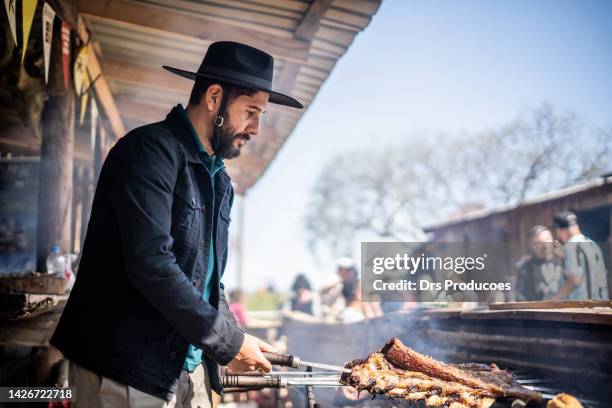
[[163, 66, 303, 109]]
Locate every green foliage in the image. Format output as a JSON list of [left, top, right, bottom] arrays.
[[244, 290, 285, 311]]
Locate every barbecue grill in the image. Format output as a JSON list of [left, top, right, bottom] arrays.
[[277, 302, 612, 407]]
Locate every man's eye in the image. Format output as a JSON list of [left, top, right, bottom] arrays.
[[247, 110, 256, 117]]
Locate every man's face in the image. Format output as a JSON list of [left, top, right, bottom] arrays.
[[554, 227, 571, 244], [215, 91, 269, 159], [338, 267, 355, 283], [529, 229, 553, 260]]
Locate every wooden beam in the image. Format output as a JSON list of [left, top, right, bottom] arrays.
[[76, 0, 311, 64], [0, 276, 67, 296], [76, 17, 126, 139], [274, 63, 302, 94], [270, 0, 331, 97], [115, 97, 168, 124], [489, 300, 612, 310], [103, 59, 192, 94], [0, 118, 97, 164], [267, 0, 330, 119], [295, 0, 334, 40]]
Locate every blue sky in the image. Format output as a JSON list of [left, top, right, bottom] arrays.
[[223, 0, 612, 291]]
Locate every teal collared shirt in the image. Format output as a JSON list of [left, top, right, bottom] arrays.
[[176, 105, 225, 372]]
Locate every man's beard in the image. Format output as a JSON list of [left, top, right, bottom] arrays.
[[213, 123, 250, 160]]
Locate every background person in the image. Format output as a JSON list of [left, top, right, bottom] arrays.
[[286, 273, 320, 316], [338, 280, 366, 323], [320, 257, 359, 318], [228, 289, 248, 327], [516, 225, 563, 301], [551, 211, 609, 300]]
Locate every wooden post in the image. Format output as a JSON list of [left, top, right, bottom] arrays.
[[30, 346, 64, 385], [35, 16, 77, 271], [80, 167, 93, 247], [36, 92, 75, 272], [71, 165, 81, 253], [94, 121, 107, 184]]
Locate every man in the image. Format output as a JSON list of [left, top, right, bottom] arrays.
[[550, 211, 609, 300], [515, 225, 563, 301], [51, 42, 303, 407]]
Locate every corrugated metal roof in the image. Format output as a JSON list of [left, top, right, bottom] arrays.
[[78, 0, 382, 193]]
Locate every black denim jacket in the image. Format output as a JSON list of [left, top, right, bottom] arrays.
[[51, 107, 244, 400]]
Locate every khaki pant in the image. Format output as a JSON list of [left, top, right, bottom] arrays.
[[69, 361, 212, 408]]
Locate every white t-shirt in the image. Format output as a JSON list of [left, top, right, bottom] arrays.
[[339, 307, 365, 324]]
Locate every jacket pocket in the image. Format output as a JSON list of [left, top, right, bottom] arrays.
[[171, 178, 199, 264]]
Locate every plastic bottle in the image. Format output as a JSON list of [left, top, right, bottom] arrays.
[[46, 245, 66, 275]]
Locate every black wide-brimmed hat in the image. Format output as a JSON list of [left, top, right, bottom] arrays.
[[163, 41, 303, 109]]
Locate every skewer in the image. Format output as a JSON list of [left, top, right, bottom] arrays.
[[286, 380, 342, 387], [285, 378, 342, 383], [268, 371, 342, 376]]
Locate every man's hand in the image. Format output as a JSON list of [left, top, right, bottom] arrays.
[[550, 274, 582, 300], [227, 333, 276, 373]]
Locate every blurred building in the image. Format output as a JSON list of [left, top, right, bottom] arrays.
[[424, 175, 612, 297]]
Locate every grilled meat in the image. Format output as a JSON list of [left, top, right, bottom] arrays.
[[340, 338, 542, 407], [342, 352, 496, 408], [382, 338, 541, 401]]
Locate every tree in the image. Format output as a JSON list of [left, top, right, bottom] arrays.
[[304, 104, 612, 257]]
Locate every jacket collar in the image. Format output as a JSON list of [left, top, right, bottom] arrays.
[[166, 105, 202, 165], [165, 105, 232, 186]]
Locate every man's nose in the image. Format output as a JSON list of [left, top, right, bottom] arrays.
[[248, 117, 261, 136]]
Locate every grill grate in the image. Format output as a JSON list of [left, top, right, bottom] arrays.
[[511, 370, 605, 408]]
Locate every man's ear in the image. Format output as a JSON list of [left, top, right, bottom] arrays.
[[205, 84, 224, 113]]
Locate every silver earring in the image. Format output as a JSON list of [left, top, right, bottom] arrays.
[[214, 115, 224, 127]]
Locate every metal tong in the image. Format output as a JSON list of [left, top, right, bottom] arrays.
[[222, 352, 347, 393], [261, 352, 350, 373], [222, 371, 343, 390]]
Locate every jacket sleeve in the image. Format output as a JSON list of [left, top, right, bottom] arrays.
[[218, 282, 239, 327], [108, 132, 244, 365]]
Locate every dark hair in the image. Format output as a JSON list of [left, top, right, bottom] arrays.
[[291, 274, 311, 292], [552, 211, 578, 229], [188, 77, 257, 107], [342, 280, 358, 303]]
